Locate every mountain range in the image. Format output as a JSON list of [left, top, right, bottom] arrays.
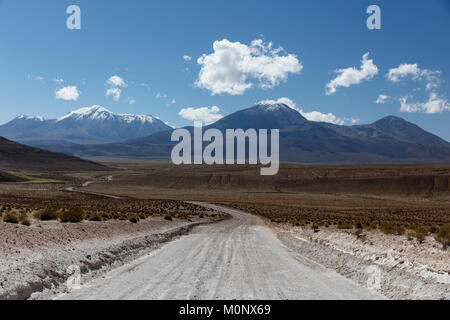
[[0, 105, 171, 146], [24, 102, 450, 164]]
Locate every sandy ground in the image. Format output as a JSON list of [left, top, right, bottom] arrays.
[[272, 223, 450, 300], [0, 215, 223, 300], [55, 203, 381, 300]]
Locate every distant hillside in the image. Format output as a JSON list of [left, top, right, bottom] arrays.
[[0, 137, 107, 171], [38, 102, 450, 165], [0, 105, 172, 146], [0, 170, 24, 182], [114, 164, 450, 198]]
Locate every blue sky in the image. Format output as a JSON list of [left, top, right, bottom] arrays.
[[1, 0, 449, 139]]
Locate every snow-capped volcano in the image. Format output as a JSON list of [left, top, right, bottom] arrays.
[[208, 102, 308, 130], [56, 105, 113, 122], [16, 115, 47, 121], [55, 105, 156, 124], [0, 105, 171, 146]]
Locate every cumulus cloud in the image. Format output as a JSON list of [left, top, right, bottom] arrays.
[[55, 86, 79, 101], [128, 98, 136, 105], [376, 94, 390, 104], [183, 55, 192, 61], [258, 97, 358, 125], [179, 106, 223, 124], [105, 75, 127, 101], [106, 75, 127, 87], [35, 76, 44, 81], [387, 63, 421, 82], [258, 97, 298, 109], [54, 78, 64, 84], [106, 88, 122, 101], [300, 110, 345, 125], [196, 39, 303, 95], [400, 93, 450, 114], [326, 52, 378, 95], [167, 98, 176, 107], [387, 63, 447, 113], [387, 63, 441, 90], [156, 92, 167, 99], [422, 69, 442, 91]]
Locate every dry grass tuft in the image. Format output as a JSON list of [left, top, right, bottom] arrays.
[[34, 207, 59, 221], [59, 207, 85, 223], [435, 224, 450, 250], [3, 211, 19, 224], [19, 212, 31, 226]]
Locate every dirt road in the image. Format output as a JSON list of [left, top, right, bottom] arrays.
[[56, 202, 382, 300]]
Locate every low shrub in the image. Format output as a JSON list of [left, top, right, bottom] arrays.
[[19, 212, 31, 226], [337, 222, 353, 230], [380, 222, 405, 235], [34, 207, 58, 221], [3, 211, 19, 224], [413, 226, 428, 244], [406, 231, 415, 241], [59, 207, 84, 223], [312, 223, 319, 232], [128, 214, 139, 224], [435, 224, 450, 250], [429, 225, 439, 234], [354, 222, 363, 230], [88, 213, 103, 222]]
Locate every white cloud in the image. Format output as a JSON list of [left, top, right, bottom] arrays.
[[139, 82, 150, 89], [183, 55, 192, 61], [422, 69, 441, 91], [387, 63, 447, 114], [326, 52, 378, 95], [348, 117, 361, 124], [167, 98, 176, 107], [156, 92, 167, 99], [196, 39, 303, 95], [106, 87, 122, 101], [387, 63, 441, 90], [105, 75, 126, 101], [259, 97, 298, 109], [258, 97, 357, 125], [164, 121, 175, 128], [301, 110, 346, 125], [400, 93, 450, 114], [387, 63, 421, 82], [54, 78, 64, 84], [55, 86, 79, 101], [179, 106, 223, 124], [35, 76, 44, 81], [106, 75, 127, 87], [128, 99, 136, 105], [376, 94, 390, 104]]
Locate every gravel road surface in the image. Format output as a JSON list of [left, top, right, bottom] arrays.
[[56, 203, 382, 300]]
